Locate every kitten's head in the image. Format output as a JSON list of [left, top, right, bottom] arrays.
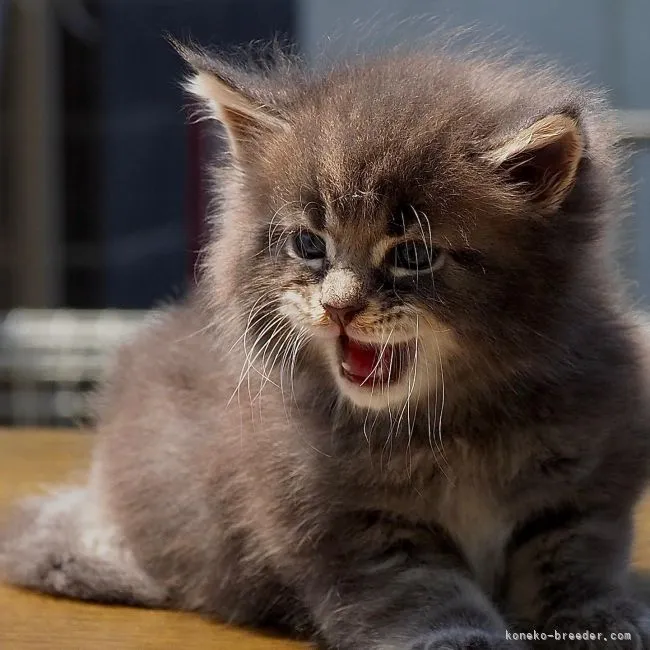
[[179, 42, 622, 410]]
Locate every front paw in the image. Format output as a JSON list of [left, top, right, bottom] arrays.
[[412, 629, 525, 649], [542, 599, 650, 649]]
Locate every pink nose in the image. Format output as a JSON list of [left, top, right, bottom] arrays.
[[322, 303, 363, 327]]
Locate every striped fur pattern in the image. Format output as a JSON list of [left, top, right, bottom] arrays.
[[2, 39, 650, 649]]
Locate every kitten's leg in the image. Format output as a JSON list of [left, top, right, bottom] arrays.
[[300, 522, 522, 649], [0, 486, 166, 606], [505, 508, 650, 649]]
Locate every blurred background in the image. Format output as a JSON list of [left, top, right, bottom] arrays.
[[0, 0, 649, 427]]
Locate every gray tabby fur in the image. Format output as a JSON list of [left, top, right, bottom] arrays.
[[2, 39, 650, 649]]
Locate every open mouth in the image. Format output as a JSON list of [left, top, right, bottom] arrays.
[[338, 335, 411, 388]]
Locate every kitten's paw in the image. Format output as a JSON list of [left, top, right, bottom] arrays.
[[411, 629, 524, 649], [542, 599, 650, 649]]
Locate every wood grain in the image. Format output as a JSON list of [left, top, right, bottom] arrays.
[[0, 429, 649, 649]]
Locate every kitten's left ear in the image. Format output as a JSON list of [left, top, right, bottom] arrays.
[[172, 40, 288, 159], [485, 113, 584, 212]]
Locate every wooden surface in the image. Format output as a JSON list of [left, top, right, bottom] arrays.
[[0, 430, 649, 649], [0, 430, 306, 650]]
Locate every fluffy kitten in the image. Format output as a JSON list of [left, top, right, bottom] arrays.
[[2, 39, 650, 649]]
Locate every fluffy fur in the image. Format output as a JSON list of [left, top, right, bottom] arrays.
[[2, 39, 650, 649]]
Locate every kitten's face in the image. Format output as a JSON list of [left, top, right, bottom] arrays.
[[252, 126, 483, 410], [184, 47, 604, 411], [269, 195, 455, 410]]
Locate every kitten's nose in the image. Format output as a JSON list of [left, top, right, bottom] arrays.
[[322, 303, 363, 327]]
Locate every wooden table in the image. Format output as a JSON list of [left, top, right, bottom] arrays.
[[1, 430, 649, 649]]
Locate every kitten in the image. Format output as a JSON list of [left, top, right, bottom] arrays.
[[2, 38, 650, 649]]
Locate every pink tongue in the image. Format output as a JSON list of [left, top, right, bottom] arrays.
[[342, 338, 387, 378]]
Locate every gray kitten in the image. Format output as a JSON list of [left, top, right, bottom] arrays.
[[2, 39, 650, 649]]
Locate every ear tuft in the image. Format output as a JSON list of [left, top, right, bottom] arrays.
[[485, 114, 584, 211], [170, 39, 287, 159]]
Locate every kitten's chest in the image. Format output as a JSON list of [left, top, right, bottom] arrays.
[[434, 470, 512, 594], [376, 441, 521, 594]]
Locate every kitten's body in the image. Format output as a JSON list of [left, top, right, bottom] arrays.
[[2, 43, 650, 649]]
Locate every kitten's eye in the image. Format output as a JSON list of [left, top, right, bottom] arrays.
[[293, 230, 327, 260], [389, 241, 442, 272]]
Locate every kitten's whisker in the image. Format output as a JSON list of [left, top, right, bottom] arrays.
[[245, 336, 279, 410], [366, 327, 394, 440], [363, 379, 378, 450], [359, 327, 394, 387], [241, 314, 285, 376], [409, 317, 420, 436], [411, 205, 433, 251], [400, 209, 419, 292], [259, 325, 307, 423], [172, 318, 217, 344], [273, 224, 297, 263], [394, 373, 410, 440], [392, 324, 419, 469], [432, 326, 450, 474], [254, 325, 295, 400], [417, 313, 451, 471], [228, 300, 273, 405], [260, 318, 295, 371], [381, 327, 398, 448], [229, 295, 270, 353], [254, 199, 302, 260], [287, 329, 308, 406], [412, 206, 437, 298], [278, 330, 298, 422], [250, 319, 290, 383], [404, 320, 420, 479], [267, 203, 292, 254], [229, 314, 287, 406], [276, 327, 299, 393], [362, 330, 391, 445], [422, 344, 451, 482], [248, 319, 298, 419]]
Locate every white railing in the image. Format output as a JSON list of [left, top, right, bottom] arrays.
[[0, 309, 147, 427]]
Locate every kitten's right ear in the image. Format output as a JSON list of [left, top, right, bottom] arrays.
[[172, 40, 288, 159]]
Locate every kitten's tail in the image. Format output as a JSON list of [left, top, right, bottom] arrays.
[[0, 486, 166, 606]]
